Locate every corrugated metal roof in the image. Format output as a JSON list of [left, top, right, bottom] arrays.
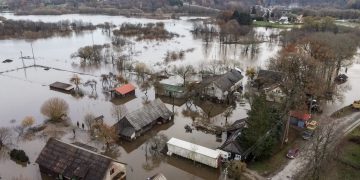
[[167, 138, 220, 159], [36, 138, 126, 180], [123, 99, 172, 131], [115, 83, 135, 95]]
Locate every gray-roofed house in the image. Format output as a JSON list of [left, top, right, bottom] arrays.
[[202, 69, 243, 101], [254, 69, 283, 89], [219, 129, 244, 160], [36, 138, 126, 180], [113, 98, 173, 141], [254, 70, 286, 103]]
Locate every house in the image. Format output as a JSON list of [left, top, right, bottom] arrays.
[[289, 111, 312, 128], [156, 76, 187, 98], [201, 69, 243, 101], [264, 84, 286, 103], [49, 81, 74, 93], [254, 70, 285, 102], [167, 137, 221, 168], [279, 16, 289, 24], [254, 69, 283, 89], [36, 138, 126, 180], [112, 83, 136, 97], [113, 99, 173, 141], [219, 126, 244, 160]]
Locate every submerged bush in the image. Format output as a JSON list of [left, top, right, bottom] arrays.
[[10, 149, 29, 163]]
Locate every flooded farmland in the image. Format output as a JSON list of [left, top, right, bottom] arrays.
[[0, 13, 359, 180]]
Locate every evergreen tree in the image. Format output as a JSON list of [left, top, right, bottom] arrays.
[[239, 95, 282, 160]]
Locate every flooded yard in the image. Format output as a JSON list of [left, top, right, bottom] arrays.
[[0, 13, 359, 180]]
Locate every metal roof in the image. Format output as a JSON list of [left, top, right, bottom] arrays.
[[36, 138, 126, 180], [116, 99, 172, 132], [167, 138, 220, 159], [115, 83, 136, 95]]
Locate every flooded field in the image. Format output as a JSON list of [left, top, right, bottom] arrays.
[[0, 13, 359, 180]]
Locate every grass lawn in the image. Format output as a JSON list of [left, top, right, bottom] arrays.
[[252, 21, 301, 29], [325, 126, 360, 180], [330, 105, 358, 118], [248, 129, 301, 176]]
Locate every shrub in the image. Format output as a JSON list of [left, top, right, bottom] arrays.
[[10, 149, 29, 163]]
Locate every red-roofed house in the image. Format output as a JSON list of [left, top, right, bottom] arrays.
[[113, 84, 136, 97], [289, 111, 311, 128]]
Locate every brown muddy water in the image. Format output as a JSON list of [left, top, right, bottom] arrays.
[[0, 13, 359, 180]]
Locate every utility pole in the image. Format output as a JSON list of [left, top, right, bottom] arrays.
[[31, 42, 36, 66], [281, 115, 290, 148], [20, 51, 25, 67]]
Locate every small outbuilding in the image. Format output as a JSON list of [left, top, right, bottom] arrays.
[[113, 98, 173, 141], [290, 111, 311, 128], [167, 137, 221, 168], [36, 138, 126, 180], [49, 82, 74, 93], [113, 83, 136, 97]]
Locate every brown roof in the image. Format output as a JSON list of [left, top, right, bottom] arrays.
[[36, 138, 125, 180]]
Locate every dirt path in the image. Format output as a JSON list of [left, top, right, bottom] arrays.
[[271, 112, 360, 180]]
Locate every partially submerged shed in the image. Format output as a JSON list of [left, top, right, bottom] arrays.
[[49, 82, 74, 93], [113, 98, 173, 141], [113, 83, 136, 97], [167, 137, 221, 168], [36, 138, 126, 180]]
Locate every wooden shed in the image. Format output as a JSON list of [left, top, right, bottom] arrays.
[[113, 99, 173, 141], [49, 82, 74, 93], [113, 83, 136, 97]]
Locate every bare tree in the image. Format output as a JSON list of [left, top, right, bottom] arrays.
[[223, 106, 235, 124], [92, 123, 117, 149], [70, 74, 81, 91], [40, 97, 69, 121], [134, 63, 149, 81], [299, 118, 338, 180], [0, 127, 11, 149], [84, 113, 96, 131], [173, 65, 195, 86], [111, 105, 127, 122]]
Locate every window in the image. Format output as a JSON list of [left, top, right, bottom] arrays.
[[110, 168, 115, 175]]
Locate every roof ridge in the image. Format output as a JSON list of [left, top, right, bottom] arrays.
[[49, 138, 126, 165]]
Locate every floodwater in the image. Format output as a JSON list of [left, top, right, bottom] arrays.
[[0, 13, 359, 180]]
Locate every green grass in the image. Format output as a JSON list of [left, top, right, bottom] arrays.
[[325, 126, 360, 180], [252, 21, 301, 29], [330, 105, 357, 118], [340, 142, 360, 168]]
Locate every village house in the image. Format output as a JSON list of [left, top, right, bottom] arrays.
[[218, 119, 246, 160], [254, 69, 286, 103], [113, 98, 173, 141], [36, 138, 126, 180], [112, 83, 136, 98], [201, 69, 243, 102], [156, 75, 187, 98], [219, 129, 243, 160]]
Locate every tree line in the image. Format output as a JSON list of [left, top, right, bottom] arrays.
[[0, 18, 96, 39]]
